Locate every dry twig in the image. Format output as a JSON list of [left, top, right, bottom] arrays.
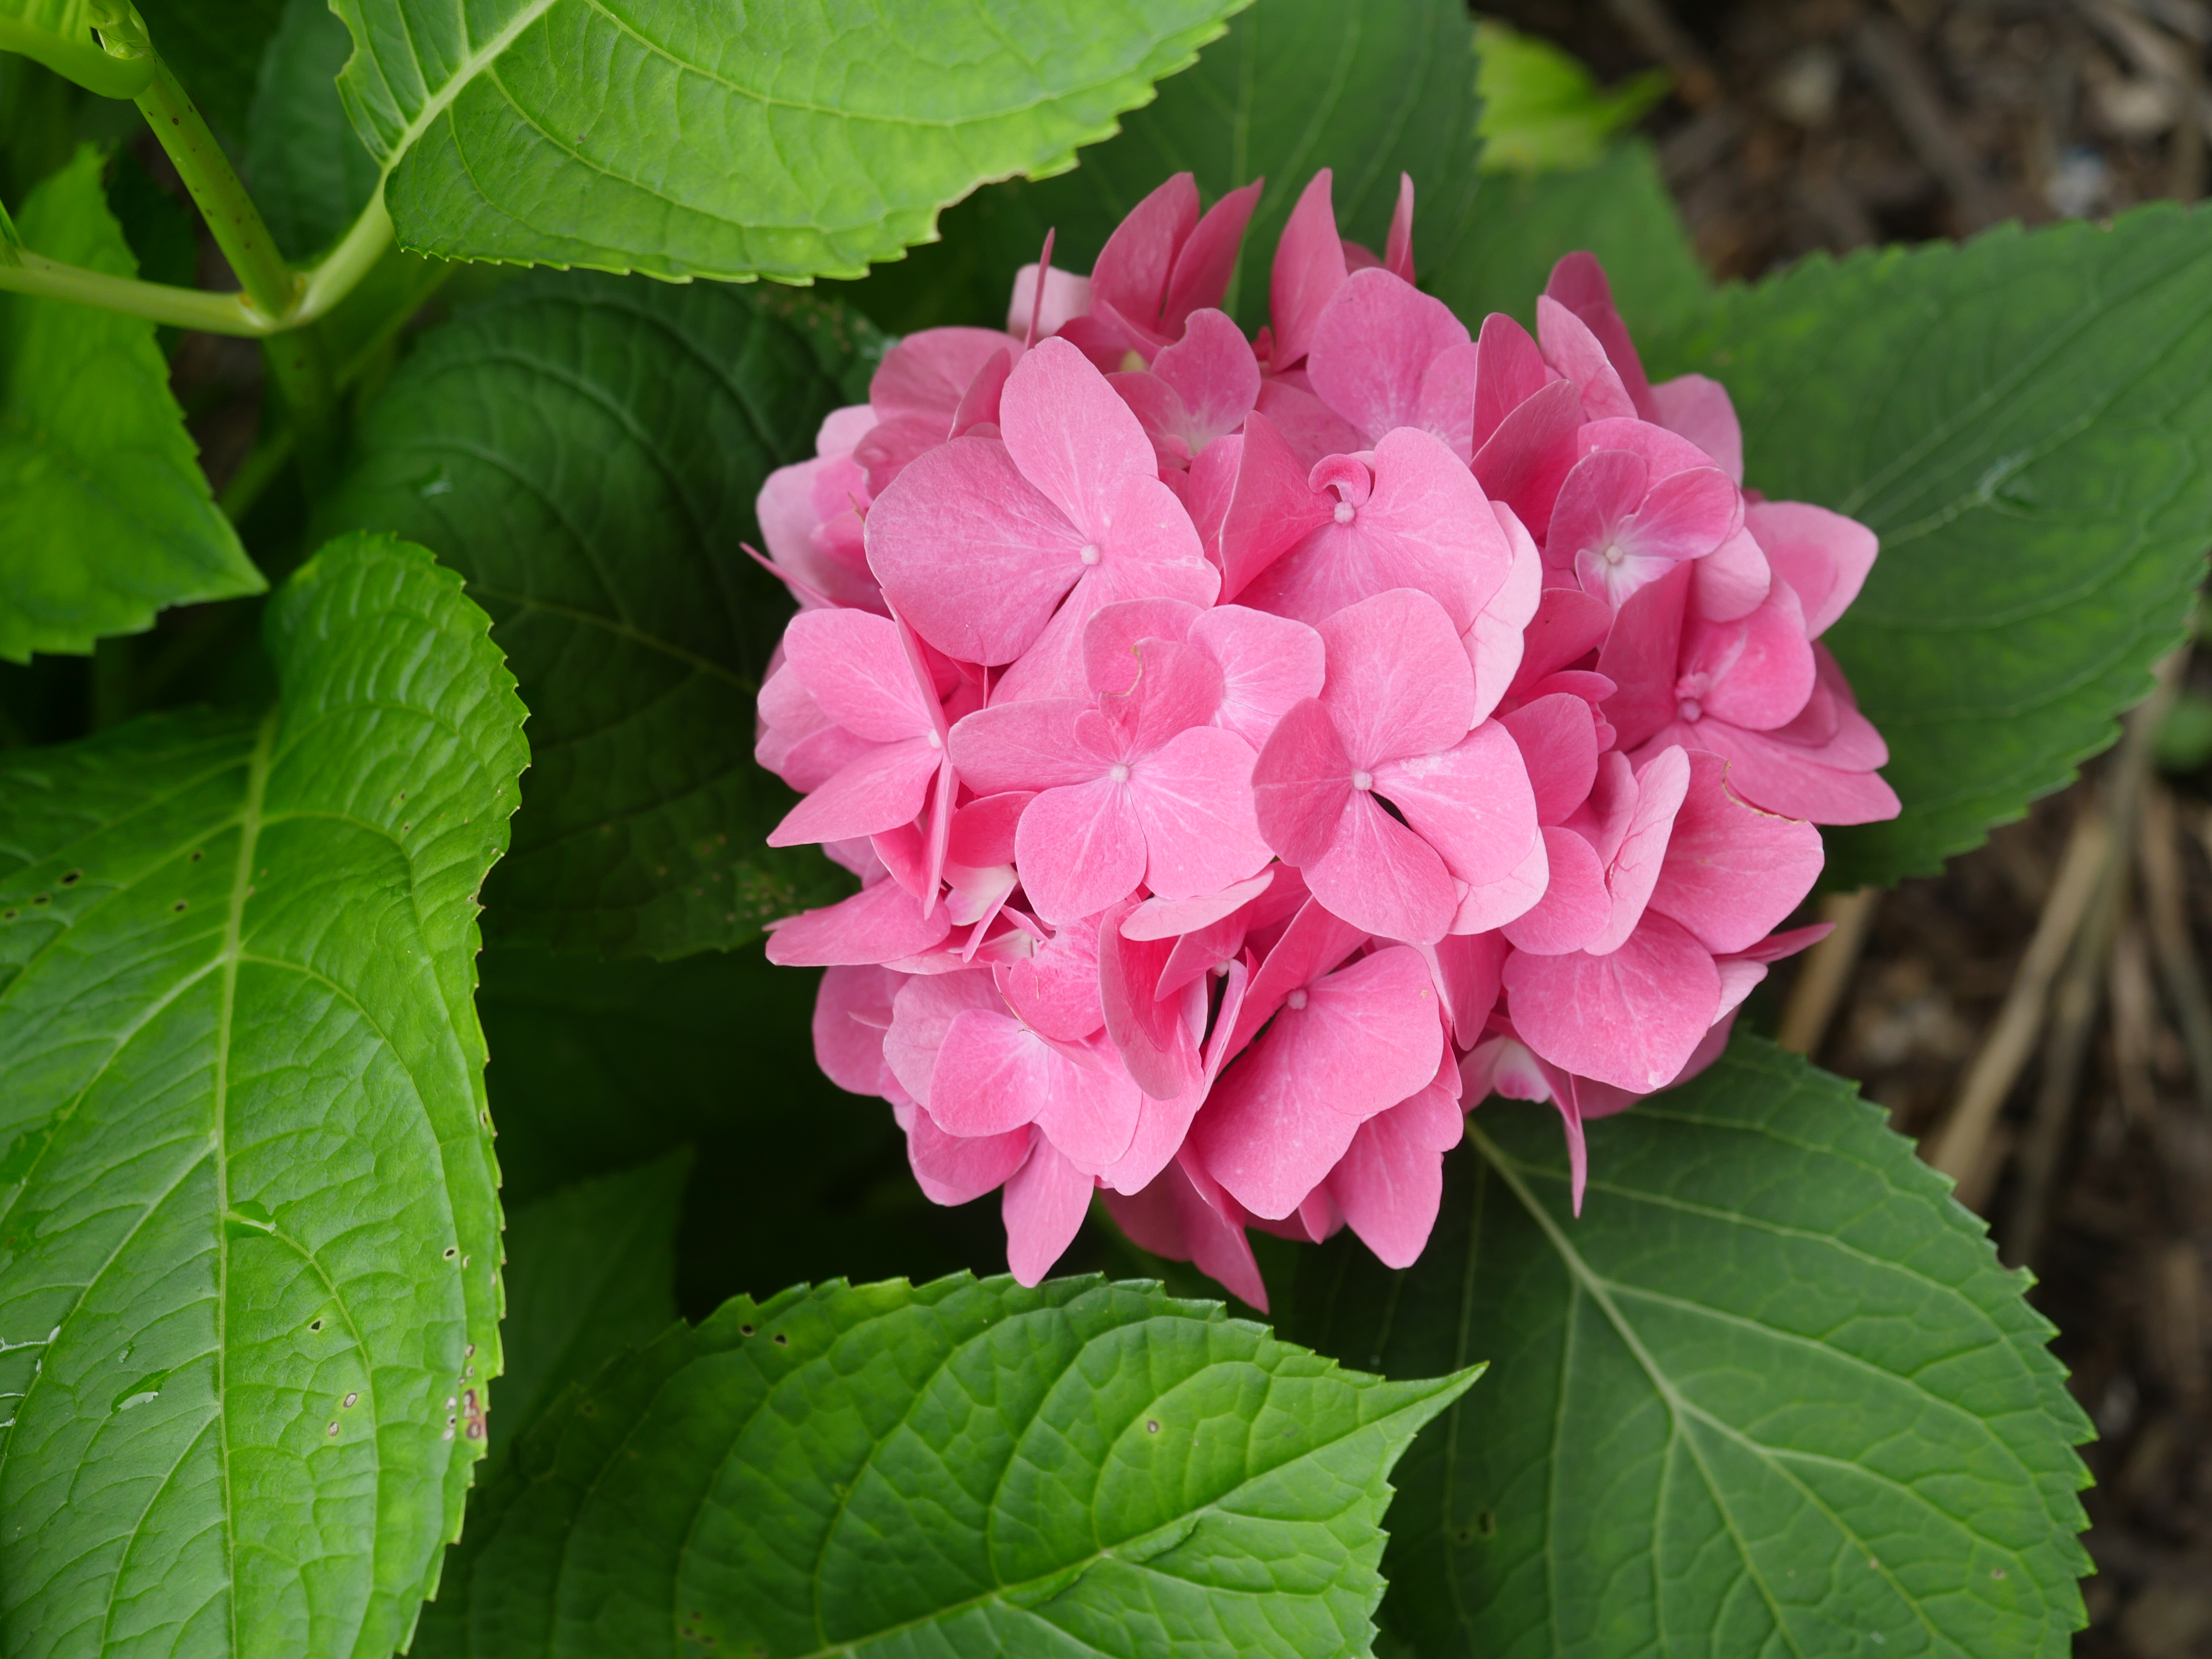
[[1851, 15, 2000, 230], [2139, 782, 2212, 1113], [1778, 888, 1880, 1057]]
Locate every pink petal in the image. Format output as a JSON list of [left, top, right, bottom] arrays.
[[1121, 868, 1279, 941], [1131, 725, 1272, 899], [865, 435, 1088, 664], [1672, 715, 1901, 826], [908, 1111, 1032, 1206], [812, 964, 900, 1096], [1682, 590, 1816, 732], [882, 969, 1001, 1103], [1536, 294, 1636, 421], [1544, 252, 1656, 417], [1414, 340, 1481, 463], [996, 912, 1107, 1041], [1002, 1134, 1094, 1286], [1501, 826, 1611, 954], [1269, 170, 1350, 370], [1328, 1061, 1465, 1268], [1101, 637, 1228, 757], [767, 878, 950, 967], [1029, 1035, 1147, 1173], [767, 736, 940, 847], [1503, 911, 1723, 1092], [1015, 775, 1148, 924], [1193, 945, 1445, 1217], [1307, 269, 1471, 442], [1215, 410, 1337, 601], [1383, 172, 1416, 282], [1651, 373, 1743, 482], [1471, 313, 1557, 452], [1100, 915, 1205, 1100], [1589, 744, 1692, 955], [1244, 431, 1504, 631], [1089, 173, 1202, 347], [1692, 525, 1773, 623], [1226, 894, 1370, 1055], [1190, 605, 1327, 749], [1000, 337, 1158, 533], [871, 326, 1019, 427], [781, 609, 934, 742], [1421, 930, 1508, 1046], [1317, 587, 1477, 764], [1006, 262, 1093, 337], [1252, 697, 1356, 868], [1596, 561, 1694, 752], [1499, 692, 1602, 824], [758, 451, 878, 612], [1098, 957, 1251, 1194], [1374, 721, 1538, 888], [929, 1007, 1100, 1152], [1449, 821, 1550, 936], [1162, 181, 1266, 337], [1304, 792, 1460, 944], [1151, 306, 1261, 450], [1747, 500, 1878, 639], [948, 698, 1097, 794], [1471, 377, 1583, 532], [1508, 585, 1615, 697], [1102, 1153, 1267, 1310], [990, 523, 1222, 706], [1468, 502, 1544, 722], [949, 790, 1033, 867], [1547, 449, 1648, 575], [1620, 466, 1742, 564], [1252, 379, 1366, 469], [949, 346, 1015, 437]]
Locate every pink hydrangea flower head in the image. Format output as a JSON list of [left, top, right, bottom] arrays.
[[759, 192, 1902, 1301]]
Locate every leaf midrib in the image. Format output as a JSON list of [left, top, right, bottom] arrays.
[[1467, 1122, 1954, 1657], [210, 710, 276, 1659]]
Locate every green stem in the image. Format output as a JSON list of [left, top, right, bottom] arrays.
[[132, 54, 296, 320], [0, 193, 20, 268], [0, 247, 269, 329]]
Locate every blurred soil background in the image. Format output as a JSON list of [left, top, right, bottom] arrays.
[[1485, 0, 2212, 1650]]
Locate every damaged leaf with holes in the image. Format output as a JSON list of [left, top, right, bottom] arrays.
[[0, 533, 525, 1657]]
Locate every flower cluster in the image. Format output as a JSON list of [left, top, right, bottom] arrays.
[[754, 170, 1897, 1305]]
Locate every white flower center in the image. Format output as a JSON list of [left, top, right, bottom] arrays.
[[1079, 543, 1101, 565], [1109, 762, 1131, 782], [1333, 501, 1356, 525], [925, 728, 943, 748], [1677, 698, 1703, 723], [1286, 987, 1310, 1010], [1351, 769, 1374, 791], [1600, 538, 1626, 565]]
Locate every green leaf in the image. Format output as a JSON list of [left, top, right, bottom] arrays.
[[476, 946, 1008, 1303], [0, 146, 262, 664], [1289, 1039, 2093, 1658], [0, 532, 527, 1657], [247, 0, 378, 262], [838, 0, 1483, 335], [328, 0, 1245, 281], [1474, 19, 1668, 174], [1643, 207, 2212, 888], [0, 0, 156, 99], [414, 1274, 1477, 1659], [491, 1149, 687, 1462], [322, 273, 879, 958], [1431, 140, 1708, 341], [135, 0, 286, 137]]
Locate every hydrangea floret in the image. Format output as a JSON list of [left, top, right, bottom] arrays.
[[754, 170, 1897, 1305]]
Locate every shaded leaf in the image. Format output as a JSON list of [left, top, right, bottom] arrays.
[[1644, 207, 2212, 887], [837, 0, 1482, 335], [0, 533, 527, 1657], [1431, 140, 1708, 339], [475, 946, 1007, 1310], [323, 274, 881, 958], [0, 0, 158, 99], [491, 1149, 687, 1463], [0, 147, 262, 664], [247, 0, 379, 262], [330, 0, 1245, 281], [1291, 1039, 2093, 1658], [416, 1274, 1476, 1659], [136, 0, 287, 138]]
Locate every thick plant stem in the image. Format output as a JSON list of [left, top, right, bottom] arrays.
[[133, 55, 296, 321]]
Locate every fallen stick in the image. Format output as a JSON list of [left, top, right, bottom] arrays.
[[1777, 888, 1880, 1057], [2139, 781, 2212, 1114]]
